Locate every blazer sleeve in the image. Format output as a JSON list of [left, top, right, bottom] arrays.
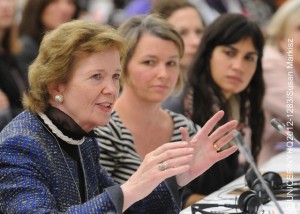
[[0, 135, 122, 214]]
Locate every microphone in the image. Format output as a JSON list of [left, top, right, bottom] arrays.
[[232, 132, 285, 214], [271, 118, 300, 145]]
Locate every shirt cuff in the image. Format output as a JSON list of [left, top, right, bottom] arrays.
[[105, 185, 124, 214]]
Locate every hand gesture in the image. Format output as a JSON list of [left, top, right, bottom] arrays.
[[120, 110, 237, 210], [121, 141, 194, 210], [176, 110, 238, 186]]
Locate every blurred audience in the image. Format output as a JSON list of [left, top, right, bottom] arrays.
[[241, 0, 276, 29], [82, 0, 114, 24], [151, 0, 205, 114], [240, 0, 278, 38], [123, 0, 157, 19], [189, 0, 247, 25], [258, 0, 300, 165], [0, 0, 27, 130], [189, 0, 277, 34], [179, 14, 265, 207], [16, 0, 80, 79]]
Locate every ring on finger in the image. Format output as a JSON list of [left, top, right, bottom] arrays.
[[213, 143, 221, 152], [158, 162, 168, 171]]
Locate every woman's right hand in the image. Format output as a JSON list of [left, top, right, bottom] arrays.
[[121, 141, 194, 211]]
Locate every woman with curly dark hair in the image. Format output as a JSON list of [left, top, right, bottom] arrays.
[[180, 13, 265, 207]]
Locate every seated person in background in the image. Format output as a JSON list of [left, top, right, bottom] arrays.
[[179, 14, 265, 207], [123, 0, 156, 19], [150, 0, 205, 114], [0, 19, 238, 213], [16, 0, 80, 79], [94, 14, 200, 184], [0, 0, 27, 130], [258, 0, 300, 165], [188, 0, 247, 25], [94, 13, 237, 198]]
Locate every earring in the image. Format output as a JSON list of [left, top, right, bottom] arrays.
[[55, 94, 64, 103]]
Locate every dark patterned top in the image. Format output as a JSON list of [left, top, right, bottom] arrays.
[[0, 110, 183, 213]]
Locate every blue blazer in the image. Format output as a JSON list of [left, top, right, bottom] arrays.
[[0, 111, 181, 213]]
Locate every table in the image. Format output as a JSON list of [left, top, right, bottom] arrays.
[[180, 148, 300, 214]]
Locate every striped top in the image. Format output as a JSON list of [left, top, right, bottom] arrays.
[[94, 110, 200, 184]]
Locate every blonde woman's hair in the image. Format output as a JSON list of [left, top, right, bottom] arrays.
[[118, 14, 184, 94], [266, 0, 300, 46], [23, 20, 126, 113]]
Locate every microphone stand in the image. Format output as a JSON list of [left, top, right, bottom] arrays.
[[233, 132, 285, 214], [271, 118, 300, 145]]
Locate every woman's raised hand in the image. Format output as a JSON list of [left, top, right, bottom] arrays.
[[121, 110, 237, 211], [121, 140, 194, 211], [176, 110, 238, 186]]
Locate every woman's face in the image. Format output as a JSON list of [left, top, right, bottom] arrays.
[[126, 33, 180, 103], [53, 47, 121, 132], [167, 7, 204, 70], [210, 37, 258, 98], [0, 0, 16, 30], [42, 0, 76, 30]]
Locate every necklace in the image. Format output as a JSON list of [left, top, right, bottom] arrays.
[[40, 121, 82, 203], [38, 112, 85, 145]]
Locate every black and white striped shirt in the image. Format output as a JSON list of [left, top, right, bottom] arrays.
[[94, 110, 200, 184]]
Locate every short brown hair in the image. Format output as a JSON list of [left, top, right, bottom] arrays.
[[23, 20, 126, 113]]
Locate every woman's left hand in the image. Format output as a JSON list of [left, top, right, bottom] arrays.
[[176, 110, 238, 187]]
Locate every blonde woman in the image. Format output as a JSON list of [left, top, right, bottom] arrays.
[[94, 14, 238, 210], [258, 0, 300, 165]]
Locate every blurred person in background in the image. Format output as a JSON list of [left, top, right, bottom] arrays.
[[189, 0, 276, 37], [16, 0, 80, 79], [180, 14, 265, 207], [151, 0, 205, 114], [0, 0, 27, 130], [258, 0, 300, 165], [84, 0, 114, 24], [100, 0, 134, 27], [188, 0, 247, 25], [240, 0, 276, 38], [123, 0, 158, 19]]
